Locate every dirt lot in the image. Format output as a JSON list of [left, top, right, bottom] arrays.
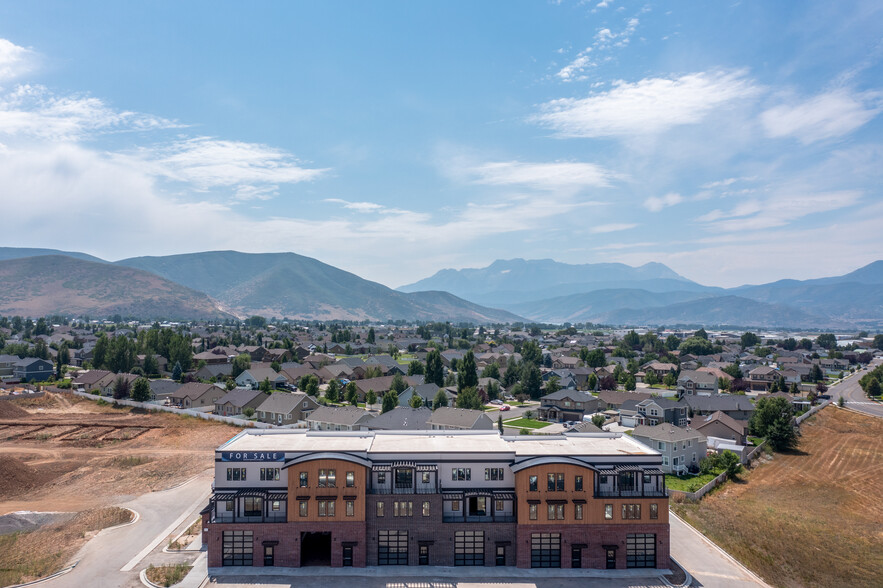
[[0, 392, 242, 515], [673, 407, 883, 588]]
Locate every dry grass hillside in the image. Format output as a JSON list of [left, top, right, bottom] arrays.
[[673, 407, 883, 588]]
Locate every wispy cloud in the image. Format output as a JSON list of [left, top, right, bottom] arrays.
[[761, 88, 882, 144], [555, 15, 639, 81], [591, 222, 637, 233], [324, 198, 386, 212], [534, 70, 761, 138], [698, 189, 862, 232], [462, 160, 617, 190], [643, 192, 683, 212]]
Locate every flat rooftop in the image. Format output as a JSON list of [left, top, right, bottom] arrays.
[[218, 430, 659, 458]]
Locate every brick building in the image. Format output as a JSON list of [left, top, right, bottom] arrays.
[[202, 430, 669, 571]]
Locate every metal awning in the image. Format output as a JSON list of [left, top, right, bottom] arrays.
[[492, 492, 516, 500], [372, 464, 392, 472], [442, 492, 464, 500], [612, 465, 641, 473], [641, 468, 665, 475], [416, 464, 438, 472], [393, 461, 416, 468]]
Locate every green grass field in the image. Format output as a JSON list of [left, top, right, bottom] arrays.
[[502, 418, 550, 429], [665, 472, 718, 492]]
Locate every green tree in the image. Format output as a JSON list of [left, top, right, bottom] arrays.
[[810, 364, 824, 382], [722, 363, 742, 379], [425, 349, 444, 387], [456, 386, 481, 410], [719, 450, 743, 477], [243, 407, 255, 418], [345, 382, 359, 405], [497, 414, 504, 434], [750, 396, 796, 451], [789, 382, 799, 395], [665, 335, 681, 351], [433, 388, 448, 409], [663, 372, 677, 387], [172, 361, 183, 382], [457, 351, 478, 393], [741, 332, 760, 348], [581, 348, 607, 368], [679, 337, 715, 356], [325, 380, 340, 403], [390, 373, 407, 395], [367, 327, 375, 344], [868, 378, 881, 397], [409, 393, 424, 408], [815, 333, 837, 350], [872, 334, 883, 350], [644, 370, 658, 386], [623, 330, 641, 350], [143, 353, 159, 377], [481, 362, 501, 380], [587, 373, 598, 390], [521, 340, 542, 366], [366, 389, 377, 407], [270, 361, 281, 373], [522, 364, 543, 399], [487, 381, 501, 401], [407, 360, 425, 376], [225, 378, 236, 391], [382, 390, 398, 413], [131, 377, 151, 402], [56, 343, 69, 380], [781, 338, 798, 351], [694, 328, 708, 340], [302, 375, 320, 397], [259, 377, 272, 394], [624, 374, 636, 391], [591, 414, 606, 428], [232, 354, 251, 378]]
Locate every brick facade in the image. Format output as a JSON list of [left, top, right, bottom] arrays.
[[515, 523, 669, 569]]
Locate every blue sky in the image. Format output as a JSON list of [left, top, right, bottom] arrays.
[[1, 1, 881, 288]]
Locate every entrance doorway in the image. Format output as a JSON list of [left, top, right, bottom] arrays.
[[301, 532, 332, 566]]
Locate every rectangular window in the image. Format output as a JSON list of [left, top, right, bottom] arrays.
[[271, 501, 281, 512], [243, 497, 262, 517], [575, 475, 583, 491], [226, 468, 247, 481], [529, 503, 538, 520], [452, 468, 471, 481], [600, 475, 609, 485], [260, 468, 280, 481], [377, 471, 387, 484], [346, 471, 355, 487], [320, 500, 336, 517], [376, 502, 384, 517], [299, 501, 308, 517], [546, 504, 564, 520], [557, 473, 565, 492], [346, 500, 354, 517], [547, 473, 555, 491], [657, 441, 666, 450], [495, 499, 504, 512], [395, 469, 413, 489], [650, 503, 658, 519], [485, 468, 504, 481], [643, 473, 652, 484], [622, 504, 641, 520], [422, 472, 431, 484], [452, 500, 461, 512], [222, 530, 253, 566], [618, 471, 636, 492], [605, 504, 613, 520], [575, 503, 583, 520], [422, 501, 430, 517], [529, 475, 538, 492], [626, 533, 656, 568], [225, 500, 233, 512], [299, 472, 308, 488], [393, 501, 412, 517]]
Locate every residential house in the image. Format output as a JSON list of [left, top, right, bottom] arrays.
[[425, 407, 494, 431], [169, 382, 225, 409], [99, 373, 139, 396], [676, 370, 718, 398], [195, 364, 234, 381], [398, 383, 450, 408], [597, 390, 653, 411], [307, 406, 375, 431], [13, 358, 54, 383], [148, 379, 180, 402], [215, 388, 267, 416], [71, 370, 113, 392], [634, 398, 688, 428], [235, 368, 288, 390], [633, 423, 707, 474], [748, 366, 778, 392], [193, 351, 229, 365], [692, 411, 748, 445], [255, 392, 318, 426], [537, 390, 599, 422], [682, 395, 755, 421], [0, 354, 20, 379], [642, 362, 678, 381]]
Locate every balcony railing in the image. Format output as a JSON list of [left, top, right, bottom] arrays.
[[209, 513, 287, 524], [442, 514, 516, 523], [368, 486, 438, 495], [595, 489, 667, 498]]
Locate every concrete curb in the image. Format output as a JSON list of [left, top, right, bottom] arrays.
[[98, 507, 140, 535], [669, 510, 773, 588], [162, 516, 201, 553], [139, 568, 163, 588], [661, 556, 692, 588], [8, 561, 79, 588]]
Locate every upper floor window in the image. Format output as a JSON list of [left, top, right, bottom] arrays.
[[529, 503, 538, 520], [547, 473, 565, 491], [299, 472, 308, 487], [604, 504, 613, 520], [227, 468, 246, 482], [318, 469, 336, 488], [346, 471, 355, 487], [575, 475, 583, 491], [377, 472, 387, 484], [485, 468, 504, 481], [452, 468, 471, 481], [421, 472, 431, 484], [547, 504, 565, 520], [621, 504, 641, 520], [529, 475, 538, 492], [260, 468, 280, 481], [650, 503, 658, 519]]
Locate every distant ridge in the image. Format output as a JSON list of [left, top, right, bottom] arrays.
[[0, 247, 105, 264], [0, 255, 230, 319]]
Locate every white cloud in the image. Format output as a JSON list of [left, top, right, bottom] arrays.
[[643, 192, 683, 212], [0, 84, 182, 140], [556, 51, 594, 82], [0, 39, 35, 82], [463, 160, 616, 190], [534, 70, 761, 138], [128, 137, 327, 194], [761, 88, 882, 144], [591, 223, 637, 233], [325, 199, 386, 212]]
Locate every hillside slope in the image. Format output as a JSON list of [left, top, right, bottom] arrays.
[[0, 255, 231, 319], [117, 251, 522, 323]]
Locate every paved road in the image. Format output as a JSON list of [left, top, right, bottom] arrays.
[[43, 471, 212, 588], [669, 511, 768, 588], [828, 362, 883, 419]]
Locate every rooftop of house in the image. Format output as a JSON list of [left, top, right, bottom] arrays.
[[633, 423, 706, 443]]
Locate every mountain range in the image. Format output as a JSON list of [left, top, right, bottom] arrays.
[[0, 249, 522, 323], [0, 248, 880, 328], [399, 258, 883, 329]]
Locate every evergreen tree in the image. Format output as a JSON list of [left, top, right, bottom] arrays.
[[390, 373, 407, 394], [624, 374, 636, 391], [497, 414, 504, 434], [131, 377, 151, 402], [113, 375, 131, 399], [367, 327, 375, 344], [587, 373, 598, 390], [382, 390, 398, 413], [407, 360, 425, 376], [92, 333, 109, 369], [326, 380, 340, 403], [345, 382, 358, 405], [366, 389, 377, 407], [172, 361, 183, 382], [259, 377, 273, 393], [232, 354, 251, 378], [457, 351, 478, 392], [433, 388, 448, 409], [522, 364, 542, 399], [409, 393, 424, 408], [456, 386, 481, 410], [56, 343, 69, 379], [545, 376, 560, 395], [425, 349, 444, 387], [143, 353, 159, 377]]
